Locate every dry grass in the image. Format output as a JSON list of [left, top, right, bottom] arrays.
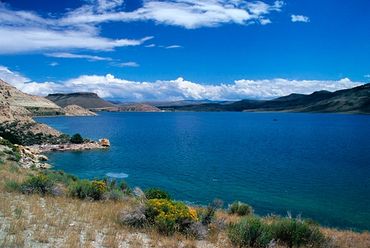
[[0, 161, 370, 247], [322, 228, 370, 248]]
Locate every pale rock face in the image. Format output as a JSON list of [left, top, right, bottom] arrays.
[[0, 79, 64, 142], [0, 79, 60, 109], [28, 123, 62, 136], [63, 104, 97, 116], [0, 79, 62, 124]]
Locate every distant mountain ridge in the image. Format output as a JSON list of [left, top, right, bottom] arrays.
[[159, 84, 370, 114], [6, 79, 370, 114], [0, 80, 96, 119], [47, 93, 162, 112]]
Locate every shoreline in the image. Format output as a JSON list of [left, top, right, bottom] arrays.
[[13, 141, 108, 170], [28, 141, 108, 154]]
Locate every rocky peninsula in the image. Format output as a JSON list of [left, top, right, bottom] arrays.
[[0, 79, 108, 154]]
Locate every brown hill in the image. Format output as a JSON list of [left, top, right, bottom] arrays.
[[46, 93, 115, 109]]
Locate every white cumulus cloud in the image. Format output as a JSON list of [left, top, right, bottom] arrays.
[[61, 0, 285, 29], [0, 3, 151, 54], [0, 1, 285, 54], [291, 14, 310, 23], [0, 66, 364, 102]]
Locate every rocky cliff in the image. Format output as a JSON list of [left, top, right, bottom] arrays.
[[0, 79, 62, 117], [0, 79, 67, 145]]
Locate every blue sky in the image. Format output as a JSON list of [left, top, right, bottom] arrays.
[[0, 0, 369, 101]]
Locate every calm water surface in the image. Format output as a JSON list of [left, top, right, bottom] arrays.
[[36, 112, 370, 230]]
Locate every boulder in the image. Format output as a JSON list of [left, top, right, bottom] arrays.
[[99, 138, 110, 147]]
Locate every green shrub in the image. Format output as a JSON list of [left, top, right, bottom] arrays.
[[271, 218, 325, 248], [228, 216, 272, 248], [105, 179, 132, 196], [68, 179, 107, 200], [198, 199, 223, 225], [144, 188, 171, 200], [3, 146, 21, 162], [14, 207, 22, 219], [43, 170, 78, 185], [68, 180, 90, 199], [119, 181, 132, 195], [9, 164, 19, 173], [4, 180, 21, 192], [0, 138, 14, 147], [20, 174, 55, 195], [104, 188, 125, 201], [145, 199, 198, 235], [70, 133, 84, 144], [230, 201, 253, 216]]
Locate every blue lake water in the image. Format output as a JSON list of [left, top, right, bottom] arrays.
[[36, 112, 370, 231]]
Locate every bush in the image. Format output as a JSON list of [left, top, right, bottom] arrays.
[[144, 188, 171, 200], [4, 180, 21, 192], [0, 138, 14, 147], [198, 199, 223, 225], [119, 205, 147, 228], [271, 218, 325, 248], [3, 146, 22, 162], [68, 179, 107, 200], [106, 179, 132, 196], [43, 170, 78, 185], [104, 188, 125, 201], [230, 201, 253, 216], [70, 133, 84, 144], [228, 216, 272, 248], [145, 199, 198, 235], [20, 174, 55, 195]]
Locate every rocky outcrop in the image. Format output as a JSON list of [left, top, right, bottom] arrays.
[[0, 103, 30, 123], [17, 145, 52, 169], [63, 105, 97, 116], [116, 104, 162, 112], [0, 80, 109, 159], [0, 137, 51, 169], [99, 138, 110, 147], [29, 141, 109, 153]]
